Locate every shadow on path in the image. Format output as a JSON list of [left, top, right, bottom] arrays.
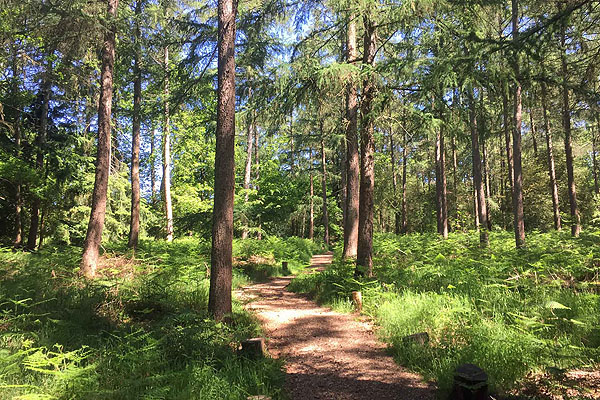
[[236, 253, 435, 400]]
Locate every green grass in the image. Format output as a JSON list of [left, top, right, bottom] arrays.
[[233, 236, 325, 280], [0, 237, 300, 399], [288, 230, 600, 396]]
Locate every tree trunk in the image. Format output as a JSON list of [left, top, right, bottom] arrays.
[[309, 153, 314, 240], [435, 109, 448, 239], [452, 133, 458, 223], [560, 12, 581, 237], [128, 0, 142, 250], [14, 121, 23, 247], [512, 0, 526, 248], [12, 51, 23, 248], [502, 81, 514, 204], [150, 126, 157, 204], [529, 105, 538, 158], [38, 205, 46, 249], [356, 13, 376, 276], [594, 114, 599, 195], [401, 130, 408, 234], [479, 91, 492, 231], [242, 96, 254, 240], [80, 0, 118, 277], [208, 0, 237, 320], [254, 124, 262, 240], [541, 72, 562, 231], [320, 128, 329, 245], [474, 182, 480, 229], [343, 12, 359, 260], [163, 46, 174, 242], [27, 81, 50, 251], [390, 117, 400, 234], [340, 137, 347, 231], [468, 88, 488, 247], [482, 137, 492, 230], [289, 111, 295, 174]]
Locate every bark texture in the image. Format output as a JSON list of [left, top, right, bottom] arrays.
[[503, 82, 514, 201], [150, 127, 157, 203], [320, 128, 329, 245], [343, 13, 359, 260], [356, 14, 376, 276], [401, 130, 408, 234], [468, 88, 488, 247], [128, 0, 142, 249], [242, 100, 254, 240], [541, 73, 562, 231], [389, 119, 400, 234], [309, 149, 314, 240], [12, 52, 23, 248], [254, 124, 262, 240], [27, 81, 50, 251], [80, 0, 118, 277], [209, 0, 236, 320], [512, 0, 526, 248], [435, 114, 448, 239], [561, 14, 581, 237], [163, 46, 174, 242]]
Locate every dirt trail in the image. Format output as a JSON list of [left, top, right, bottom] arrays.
[[236, 253, 435, 400]]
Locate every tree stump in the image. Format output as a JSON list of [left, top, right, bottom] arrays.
[[240, 337, 266, 359], [402, 332, 429, 345], [351, 291, 362, 312], [450, 363, 488, 400], [282, 261, 290, 275]]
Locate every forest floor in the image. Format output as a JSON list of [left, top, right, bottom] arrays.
[[235, 253, 435, 400]]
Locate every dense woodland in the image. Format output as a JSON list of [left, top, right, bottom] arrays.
[[2, 0, 600, 398]]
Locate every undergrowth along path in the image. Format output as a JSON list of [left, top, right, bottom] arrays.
[[236, 253, 435, 400]]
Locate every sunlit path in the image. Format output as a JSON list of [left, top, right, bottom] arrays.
[[236, 253, 434, 400]]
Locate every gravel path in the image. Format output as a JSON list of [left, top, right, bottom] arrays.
[[236, 253, 435, 400]]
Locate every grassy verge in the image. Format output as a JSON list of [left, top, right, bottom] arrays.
[[0, 237, 294, 399], [288, 231, 600, 397]]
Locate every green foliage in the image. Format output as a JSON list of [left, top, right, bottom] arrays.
[[289, 231, 600, 395], [233, 237, 325, 280], [0, 239, 285, 399]]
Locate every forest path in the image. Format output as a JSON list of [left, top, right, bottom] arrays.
[[235, 253, 435, 400]]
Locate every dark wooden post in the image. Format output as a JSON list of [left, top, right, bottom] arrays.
[[451, 363, 488, 400], [240, 337, 266, 359]]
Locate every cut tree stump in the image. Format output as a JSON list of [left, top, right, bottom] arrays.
[[240, 337, 266, 359], [352, 291, 362, 312], [450, 363, 488, 400], [282, 261, 290, 275]]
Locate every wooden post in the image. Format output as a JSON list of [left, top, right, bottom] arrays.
[[451, 363, 488, 400], [282, 261, 290, 275], [351, 291, 362, 312], [240, 338, 266, 359]]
